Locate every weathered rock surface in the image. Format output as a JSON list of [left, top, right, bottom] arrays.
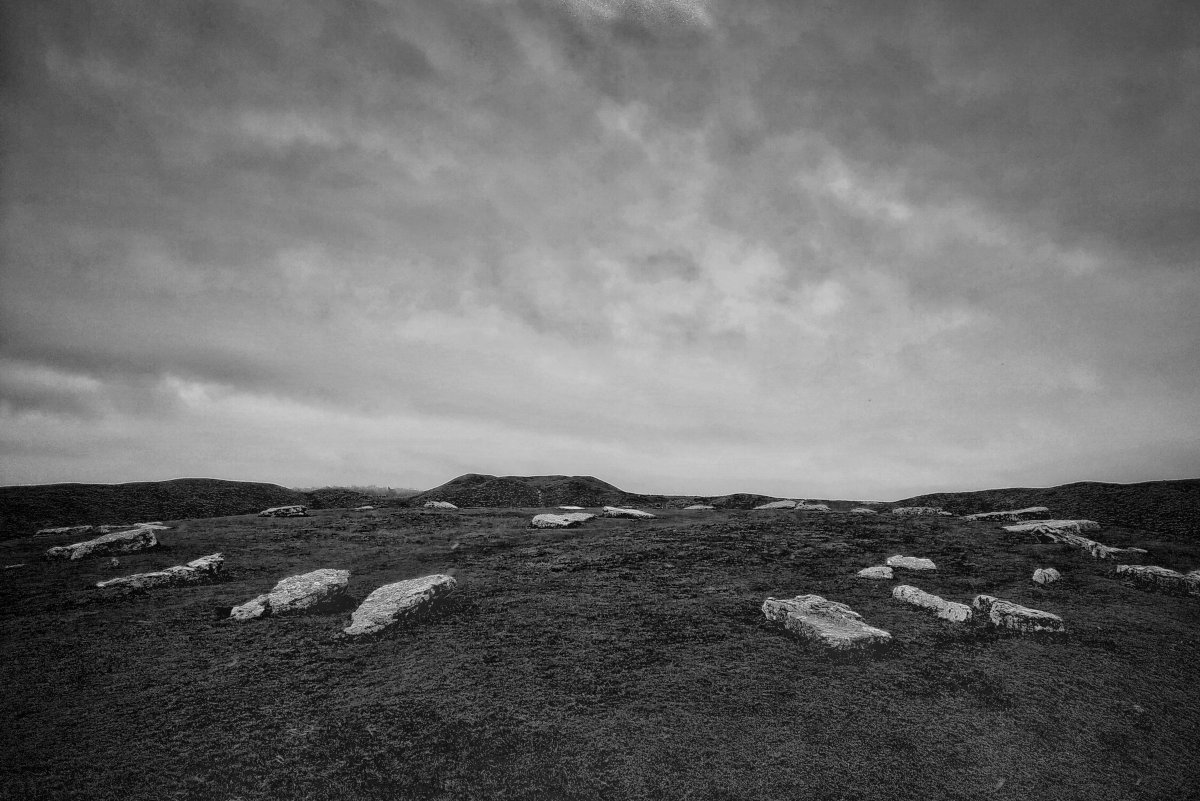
[[797, 502, 831, 512], [531, 512, 596, 529], [557, 505, 585, 510], [258, 505, 308, 518], [891, 506, 952, 516], [762, 594, 891, 651], [963, 506, 1050, 522], [1116, 564, 1200, 596], [96, 553, 224, 591], [1032, 567, 1062, 585], [850, 507, 878, 514], [602, 506, 656, 519], [1005, 521, 1145, 559], [45, 527, 160, 561], [229, 568, 350, 621], [684, 504, 715, 510], [892, 585, 972, 622], [423, 501, 458, 510], [856, 565, 893, 579], [354, 505, 375, 510], [35, 525, 97, 538], [343, 574, 458, 636], [886, 555, 937, 571], [754, 500, 797, 510], [972, 595, 1065, 633]]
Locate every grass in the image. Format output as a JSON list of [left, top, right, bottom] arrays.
[[2, 507, 1199, 800]]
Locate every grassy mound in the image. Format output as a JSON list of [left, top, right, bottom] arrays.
[[2, 505, 1198, 799]]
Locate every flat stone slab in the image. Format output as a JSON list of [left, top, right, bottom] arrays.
[[230, 568, 350, 621], [557, 505, 585, 510], [754, 500, 797, 510], [886, 555, 937, 571], [1005, 521, 1145, 560], [1116, 565, 1200, 596], [423, 501, 458, 510], [35, 525, 97, 538], [258, 505, 308, 517], [45, 527, 160, 561], [762, 594, 891, 651], [1004, 519, 1101, 535], [354, 505, 375, 510], [892, 585, 972, 622], [850, 507, 878, 514], [531, 512, 596, 529], [602, 506, 656, 519], [343, 574, 458, 636], [797, 502, 831, 511], [856, 566, 894, 579], [96, 554, 224, 591], [963, 507, 1050, 522], [1033, 567, 1062, 585], [891, 507, 952, 516], [972, 595, 1065, 633], [684, 504, 714, 510]]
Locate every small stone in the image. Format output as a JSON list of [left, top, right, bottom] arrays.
[[972, 595, 1065, 633], [601, 506, 656, 519], [797, 502, 831, 511], [557, 505, 585, 510], [856, 566, 893, 579], [891, 507, 952, 516], [850, 507, 878, 514], [423, 501, 458, 510], [684, 504, 715, 510], [886, 555, 936, 571], [354, 505, 375, 510], [1032, 567, 1061, 585], [258, 505, 308, 518]]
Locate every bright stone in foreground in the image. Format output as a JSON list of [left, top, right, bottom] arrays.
[[886, 555, 937, 571], [423, 501, 458, 510], [1116, 564, 1200, 596], [96, 554, 224, 590], [531, 512, 596, 529], [259, 505, 308, 517], [857, 566, 893, 579], [972, 595, 1064, 633], [892, 585, 972, 622], [344, 574, 458, 636], [45, 527, 160, 561], [762, 594, 891, 651], [1033, 567, 1062, 585], [229, 568, 350, 621], [602, 506, 656, 519]]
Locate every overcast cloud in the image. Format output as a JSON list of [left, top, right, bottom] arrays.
[[2, 0, 1198, 498]]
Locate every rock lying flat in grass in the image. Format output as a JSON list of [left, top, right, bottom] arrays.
[[354, 505, 375, 510], [1033, 567, 1062, 585], [972, 595, 1065, 633], [1116, 565, 1200, 596], [96, 553, 224, 590], [850, 507, 878, 514], [797, 502, 831, 511], [45, 527, 160, 561], [891, 506, 952, 516], [684, 504, 714, 510], [557, 505, 585, 510], [258, 505, 308, 518], [35, 525, 97, 538], [343, 574, 458, 636], [1005, 522, 1146, 560], [963, 506, 1050, 522], [886, 555, 936, 571], [754, 500, 797, 510], [857, 566, 893, 579], [763, 594, 891, 651], [892, 585, 972, 622], [531, 512, 596, 529], [229, 568, 350, 621], [602, 506, 656, 519], [423, 501, 458, 510]]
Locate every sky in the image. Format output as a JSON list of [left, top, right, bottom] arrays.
[[2, 0, 1199, 499]]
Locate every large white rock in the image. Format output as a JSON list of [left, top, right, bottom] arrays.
[[259, 505, 308, 518], [762, 594, 891, 651], [1005, 521, 1145, 560], [423, 501, 458, 510], [972, 595, 1065, 633], [886, 555, 937, 571], [754, 500, 797, 510], [96, 554, 224, 591], [602, 506, 656, 519], [45, 527, 160, 561], [530, 512, 596, 529], [1116, 565, 1200, 596], [850, 507, 878, 514], [229, 568, 350, 621], [797, 502, 831, 512], [856, 565, 893, 580], [891, 507, 952, 516], [343, 574, 458, 636], [963, 507, 1050, 522], [892, 585, 972, 622], [684, 504, 715, 510], [1032, 567, 1062, 585]]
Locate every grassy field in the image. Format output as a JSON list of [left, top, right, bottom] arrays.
[[2, 506, 1198, 800]]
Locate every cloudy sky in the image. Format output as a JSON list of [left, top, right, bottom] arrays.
[[2, 0, 1198, 498]]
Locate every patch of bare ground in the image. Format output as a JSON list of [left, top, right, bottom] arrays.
[[1, 507, 1198, 800]]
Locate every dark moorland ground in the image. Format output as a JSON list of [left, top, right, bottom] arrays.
[[2, 502, 1199, 800]]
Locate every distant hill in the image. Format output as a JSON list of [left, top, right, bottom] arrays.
[[895, 479, 1200, 539], [0, 479, 376, 539]]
